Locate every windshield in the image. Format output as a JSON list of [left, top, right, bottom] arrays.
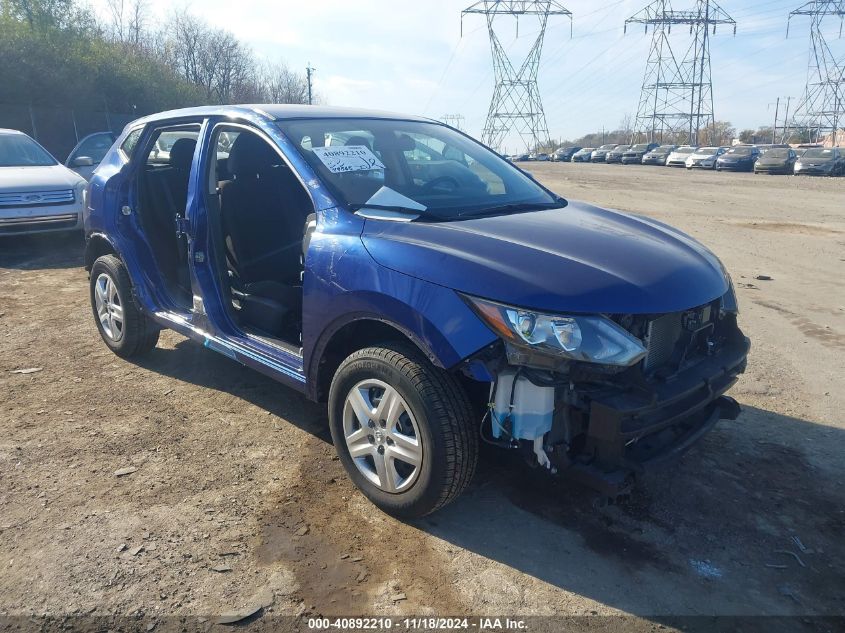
[[655, 146, 674, 153], [675, 147, 696, 154], [631, 144, 650, 151], [598, 144, 615, 150], [0, 134, 57, 167], [727, 147, 753, 155], [699, 147, 719, 154], [802, 148, 833, 160], [767, 149, 790, 158], [278, 118, 561, 221]]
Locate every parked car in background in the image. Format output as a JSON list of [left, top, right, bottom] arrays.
[[794, 147, 844, 176], [605, 144, 631, 164], [666, 146, 697, 167], [532, 153, 551, 162], [84, 104, 747, 517], [514, 153, 531, 162], [621, 143, 659, 165], [716, 145, 760, 172], [642, 144, 677, 166], [591, 144, 617, 162], [572, 147, 595, 162], [66, 131, 117, 180], [552, 146, 581, 162], [754, 147, 798, 175], [686, 147, 728, 170], [0, 128, 87, 235]]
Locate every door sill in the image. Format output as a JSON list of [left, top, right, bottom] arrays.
[[243, 327, 303, 357]]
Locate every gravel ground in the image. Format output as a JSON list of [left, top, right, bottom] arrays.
[[0, 163, 843, 631]]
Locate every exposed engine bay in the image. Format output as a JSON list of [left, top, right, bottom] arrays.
[[463, 297, 749, 495]]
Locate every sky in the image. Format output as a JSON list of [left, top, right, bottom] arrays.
[[92, 0, 842, 152]]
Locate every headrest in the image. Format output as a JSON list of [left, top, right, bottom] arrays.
[[344, 135, 372, 149], [227, 132, 280, 178], [169, 138, 196, 171], [376, 133, 414, 152]]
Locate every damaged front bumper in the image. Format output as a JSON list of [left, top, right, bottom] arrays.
[[565, 336, 749, 494]]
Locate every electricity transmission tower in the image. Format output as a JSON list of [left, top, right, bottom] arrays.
[[442, 114, 466, 131], [625, 0, 736, 146], [787, 1, 845, 145], [461, 1, 572, 152]]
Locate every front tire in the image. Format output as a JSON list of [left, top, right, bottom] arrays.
[[328, 343, 478, 518], [90, 255, 160, 357]]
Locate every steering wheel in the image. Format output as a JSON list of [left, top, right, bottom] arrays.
[[422, 176, 461, 193]]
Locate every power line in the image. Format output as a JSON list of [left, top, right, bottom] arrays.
[[787, 1, 845, 145], [625, 0, 737, 145], [461, 1, 573, 152]]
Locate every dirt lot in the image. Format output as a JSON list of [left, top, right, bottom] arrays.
[[1, 164, 844, 630]]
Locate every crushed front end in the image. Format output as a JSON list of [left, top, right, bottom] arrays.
[[462, 289, 749, 495]]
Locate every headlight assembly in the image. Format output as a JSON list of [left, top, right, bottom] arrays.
[[464, 296, 647, 367]]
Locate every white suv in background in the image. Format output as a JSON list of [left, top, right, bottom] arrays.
[[0, 129, 87, 235]]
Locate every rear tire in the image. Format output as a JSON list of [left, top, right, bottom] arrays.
[[90, 255, 160, 358], [328, 343, 478, 518]]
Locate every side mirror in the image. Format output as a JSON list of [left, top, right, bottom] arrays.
[[72, 156, 95, 167]]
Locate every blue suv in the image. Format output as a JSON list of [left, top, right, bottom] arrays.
[[84, 105, 748, 517]]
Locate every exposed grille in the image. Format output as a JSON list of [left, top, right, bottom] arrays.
[[0, 189, 75, 207], [643, 313, 683, 372]]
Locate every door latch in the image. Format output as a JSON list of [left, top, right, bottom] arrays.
[[175, 216, 190, 237]]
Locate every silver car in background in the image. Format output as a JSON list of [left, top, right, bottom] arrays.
[[0, 129, 87, 235]]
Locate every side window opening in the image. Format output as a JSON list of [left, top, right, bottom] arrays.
[[209, 126, 314, 347], [120, 129, 142, 158]]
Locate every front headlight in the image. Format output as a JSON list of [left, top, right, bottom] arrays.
[[720, 273, 739, 315], [75, 181, 87, 205], [465, 296, 647, 367]]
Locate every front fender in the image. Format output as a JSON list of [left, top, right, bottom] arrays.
[[302, 221, 497, 397]]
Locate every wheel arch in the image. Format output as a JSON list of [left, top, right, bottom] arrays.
[[308, 316, 444, 403], [84, 233, 118, 271]]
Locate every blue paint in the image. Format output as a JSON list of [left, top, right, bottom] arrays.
[[85, 104, 734, 402]]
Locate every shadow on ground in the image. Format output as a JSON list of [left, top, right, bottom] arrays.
[[0, 231, 84, 270], [131, 334, 845, 624]]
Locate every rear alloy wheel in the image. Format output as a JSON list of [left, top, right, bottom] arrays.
[[328, 343, 477, 518], [90, 255, 160, 357]]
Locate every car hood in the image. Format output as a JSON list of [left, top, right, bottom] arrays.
[[690, 153, 717, 160], [0, 164, 84, 192], [361, 201, 728, 315], [758, 157, 788, 165]]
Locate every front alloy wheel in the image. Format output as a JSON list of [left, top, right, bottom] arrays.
[[328, 343, 477, 518], [343, 379, 422, 493]]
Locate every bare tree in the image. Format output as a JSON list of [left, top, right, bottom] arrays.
[[263, 61, 309, 104]]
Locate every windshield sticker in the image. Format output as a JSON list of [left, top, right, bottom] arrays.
[[312, 145, 385, 174]]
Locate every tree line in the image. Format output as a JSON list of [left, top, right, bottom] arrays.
[[0, 0, 312, 118]]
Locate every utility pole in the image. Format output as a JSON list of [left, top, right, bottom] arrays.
[[306, 63, 316, 105], [772, 97, 781, 144], [787, 1, 845, 145], [625, 0, 736, 146], [461, 1, 573, 153], [781, 96, 794, 142]]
